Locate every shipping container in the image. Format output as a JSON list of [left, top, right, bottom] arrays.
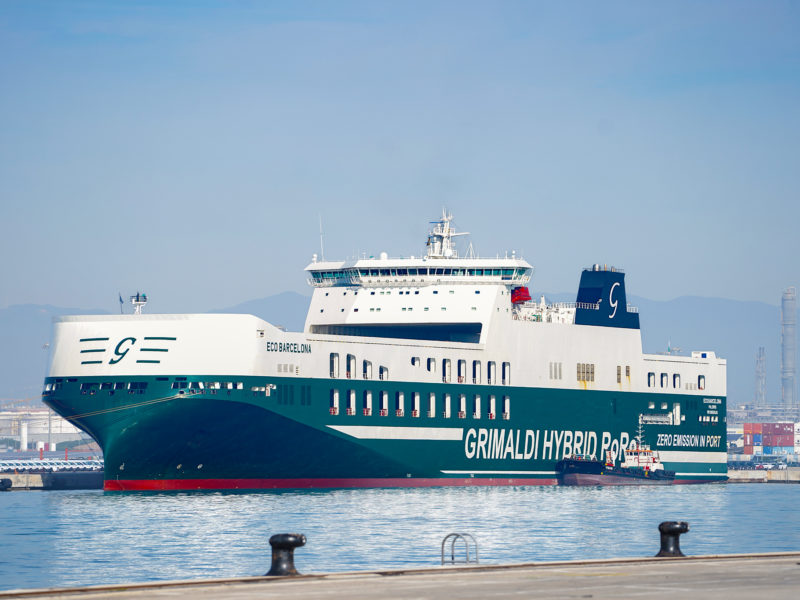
[[753, 433, 762, 445], [776, 434, 794, 447], [744, 433, 753, 446], [763, 423, 777, 435], [743, 445, 754, 455], [753, 423, 763, 434], [744, 423, 753, 434], [763, 446, 773, 455], [753, 446, 763, 455], [780, 446, 795, 454]]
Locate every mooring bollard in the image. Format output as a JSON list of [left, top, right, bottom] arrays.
[[655, 521, 689, 557], [265, 533, 306, 576]]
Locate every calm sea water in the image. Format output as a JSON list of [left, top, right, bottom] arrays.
[[0, 484, 798, 591]]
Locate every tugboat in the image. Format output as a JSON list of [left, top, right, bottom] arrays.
[[556, 423, 676, 486]]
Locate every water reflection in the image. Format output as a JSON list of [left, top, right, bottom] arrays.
[[0, 485, 797, 590]]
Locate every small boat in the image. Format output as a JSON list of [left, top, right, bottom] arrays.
[[556, 438, 676, 486]]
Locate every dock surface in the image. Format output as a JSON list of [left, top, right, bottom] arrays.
[[2, 553, 799, 599]]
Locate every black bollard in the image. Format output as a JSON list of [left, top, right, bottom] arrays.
[[655, 521, 689, 557], [265, 533, 306, 576]]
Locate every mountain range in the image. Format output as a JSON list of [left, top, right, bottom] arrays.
[[0, 292, 789, 407]]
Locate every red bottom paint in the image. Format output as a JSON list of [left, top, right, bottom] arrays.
[[104, 477, 560, 491]]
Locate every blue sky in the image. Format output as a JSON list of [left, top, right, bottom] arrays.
[[1, 1, 799, 313]]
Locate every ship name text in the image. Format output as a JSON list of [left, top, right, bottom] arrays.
[[464, 428, 631, 462], [265, 341, 312, 354]]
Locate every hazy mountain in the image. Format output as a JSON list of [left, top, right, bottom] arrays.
[[210, 291, 310, 331], [0, 293, 790, 406]]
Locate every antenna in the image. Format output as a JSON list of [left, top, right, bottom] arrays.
[[319, 215, 325, 261]]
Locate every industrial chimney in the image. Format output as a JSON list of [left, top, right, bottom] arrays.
[[781, 287, 797, 408]]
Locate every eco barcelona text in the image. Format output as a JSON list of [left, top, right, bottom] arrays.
[[265, 342, 312, 354]]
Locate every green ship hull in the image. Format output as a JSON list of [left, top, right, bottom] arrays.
[[43, 374, 727, 490]]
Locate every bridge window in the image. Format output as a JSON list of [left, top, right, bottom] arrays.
[[427, 358, 436, 373], [363, 390, 372, 416], [472, 395, 481, 419], [346, 354, 356, 379], [347, 390, 356, 415], [412, 392, 420, 417], [329, 389, 339, 415], [647, 372, 655, 387], [457, 360, 466, 383], [363, 360, 372, 380], [458, 394, 467, 419], [489, 395, 496, 420], [411, 356, 420, 367], [379, 366, 389, 381], [380, 391, 388, 416], [395, 391, 405, 417], [443, 393, 451, 418], [488, 361, 496, 384], [698, 375, 705, 390], [660, 373, 668, 388], [673, 374, 681, 388], [442, 359, 451, 383], [428, 392, 436, 417]]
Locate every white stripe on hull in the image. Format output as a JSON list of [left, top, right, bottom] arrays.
[[327, 425, 464, 440], [659, 451, 727, 463], [440, 470, 556, 475]]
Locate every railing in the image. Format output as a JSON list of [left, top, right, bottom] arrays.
[[379, 408, 388, 417], [441, 533, 479, 565], [396, 409, 405, 417], [488, 412, 495, 420], [411, 410, 419, 418], [427, 410, 435, 418], [472, 412, 480, 419], [502, 412, 510, 420], [346, 408, 355, 416], [458, 411, 466, 419], [363, 408, 372, 416], [329, 407, 339, 416]]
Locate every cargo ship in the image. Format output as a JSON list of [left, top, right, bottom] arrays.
[[42, 212, 727, 491]]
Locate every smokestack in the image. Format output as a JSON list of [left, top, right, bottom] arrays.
[[20, 421, 28, 451], [781, 287, 797, 408]]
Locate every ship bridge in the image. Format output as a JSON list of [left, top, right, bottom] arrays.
[[304, 212, 532, 343]]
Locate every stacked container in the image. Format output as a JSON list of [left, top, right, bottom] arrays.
[[740, 422, 799, 458]]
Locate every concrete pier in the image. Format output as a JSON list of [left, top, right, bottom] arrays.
[[1, 553, 798, 599]]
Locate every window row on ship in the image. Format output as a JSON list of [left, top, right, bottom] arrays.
[[310, 267, 527, 284], [327, 389, 512, 420], [329, 352, 512, 385]]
